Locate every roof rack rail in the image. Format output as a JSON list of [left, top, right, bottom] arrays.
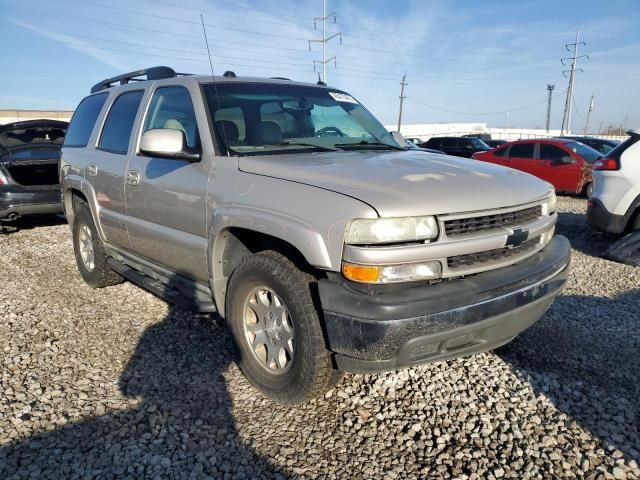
[[270, 77, 291, 81], [90, 66, 190, 93]]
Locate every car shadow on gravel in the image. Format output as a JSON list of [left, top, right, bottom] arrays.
[[498, 290, 640, 463], [0, 214, 66, 234], [0, 275, 285, 479], [556, 211, 619, 258]]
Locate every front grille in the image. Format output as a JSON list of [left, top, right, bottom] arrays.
[[447, 236, 541, 270], [444, 205, 542, 236]]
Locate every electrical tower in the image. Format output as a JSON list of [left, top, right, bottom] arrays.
[[560, 28, 588, 135], [546, 84, 555, 132], [584, 95, 594, 134], [397, 73, 407, 132], [308, 0, 341, 83]]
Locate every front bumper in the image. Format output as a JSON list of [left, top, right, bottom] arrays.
[[587, 198, 627, 234], [318, 235, 571, 373], [0, 186, 62, 220]]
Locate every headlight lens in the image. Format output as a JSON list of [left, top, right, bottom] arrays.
[[541, 191, 557, 216], [343, 261, 442, 284], [345, 216, 438, 245]]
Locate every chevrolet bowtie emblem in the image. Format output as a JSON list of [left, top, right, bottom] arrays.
[[505, 228, 529, 248]]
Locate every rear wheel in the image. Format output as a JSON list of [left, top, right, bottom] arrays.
[[583, 182, 593, 198], [226, 251, 342, 403], [72, 204, 123, 288]]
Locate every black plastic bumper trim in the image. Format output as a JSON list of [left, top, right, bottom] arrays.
[[318, 236, 571, 372]]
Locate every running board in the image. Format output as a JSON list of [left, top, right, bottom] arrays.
[[107, 257, 217, 313]]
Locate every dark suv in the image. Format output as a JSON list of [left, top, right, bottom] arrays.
[[0, 120, 68, 225], [422, 136, 490, 158]]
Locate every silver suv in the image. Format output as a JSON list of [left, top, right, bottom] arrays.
[[61, 66, 571, 403]]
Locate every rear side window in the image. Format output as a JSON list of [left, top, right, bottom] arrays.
[[509, 143, 535, 159], [63, 93, 108, 147], [424, 138, 441, 147], [99, 90, 144, 154], [442, 138, 457, 147], [539, 144, 568, 162]]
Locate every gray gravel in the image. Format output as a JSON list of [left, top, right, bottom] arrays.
[[1, 198, 639, 479]]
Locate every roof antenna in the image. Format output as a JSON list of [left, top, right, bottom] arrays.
[[317, 72, 326, 86], [200, 13, 229, 156]]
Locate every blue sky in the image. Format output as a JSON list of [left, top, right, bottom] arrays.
[[1, 0, 639, 130]]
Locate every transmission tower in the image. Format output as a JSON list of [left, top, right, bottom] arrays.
[[397, 73, 407, 132], [308, 0, 341, 83], [584, 95, 594, 134], [560, 28, 588, 135], [546, 84, 555, 132]]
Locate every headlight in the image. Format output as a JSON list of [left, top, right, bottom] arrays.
[[345, 216, 438, 245], [343, 261, 442, 284], [541, 191, 557, 216]]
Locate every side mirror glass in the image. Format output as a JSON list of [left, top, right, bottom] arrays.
[[140, 128, 200, 161]]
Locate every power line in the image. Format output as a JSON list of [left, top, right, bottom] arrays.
[[407, 95, 554, 116]]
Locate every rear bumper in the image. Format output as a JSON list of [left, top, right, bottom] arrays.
[[318, 236, 571, 373], [0, 186, 62, 220], [587, 198, 627, 234]]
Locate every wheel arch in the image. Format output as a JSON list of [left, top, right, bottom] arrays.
[[210, 226, 329, 318]]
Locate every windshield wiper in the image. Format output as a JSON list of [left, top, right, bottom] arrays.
[[334, 140, 405, 151], [278, 140, 340, 151]]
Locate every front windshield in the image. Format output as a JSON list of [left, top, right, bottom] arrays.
[[565, 141, 601, 163], [470, 138, 490, 150], [203, 83, 400, 155]]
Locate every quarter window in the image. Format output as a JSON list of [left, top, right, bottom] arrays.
[[508, 143, 535, 159], [143, 86, 199, 149], [99, 90, 144, 154], [63, 93, 108, 147]]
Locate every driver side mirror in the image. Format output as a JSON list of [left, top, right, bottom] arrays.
[[140, 128, 201, 162]]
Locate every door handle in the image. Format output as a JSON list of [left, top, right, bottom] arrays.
[[87, 164, 98, 176], [126, 170, 141, 186]]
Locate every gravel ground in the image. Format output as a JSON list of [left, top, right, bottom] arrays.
[[1, 197, 639, 480]]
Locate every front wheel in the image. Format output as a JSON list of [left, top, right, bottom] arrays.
[[583, 182, 593, 198], [72, 204, 123, 288], [226, 251, 341, 403]]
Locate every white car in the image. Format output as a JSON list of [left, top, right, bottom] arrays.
[[587, 129, 640, 233]]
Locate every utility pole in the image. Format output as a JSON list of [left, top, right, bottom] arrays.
[[505, 111, 509, 130], [397, 73, 407, 132], [308, 0, 341, 83], [584, 95, 594, 134], [546, 84, 555, 132], [624, 115, 628, 131], [560, 28, 588, 135], [598, 120, 604, 135]]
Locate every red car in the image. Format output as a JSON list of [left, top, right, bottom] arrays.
[[471, 138, 601, 196]]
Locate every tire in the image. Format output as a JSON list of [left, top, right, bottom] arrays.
[[226, 250, 342, 403], [583, 182, 593, 199], [632, 211, 640, 232], [72, 204, 123, 288]]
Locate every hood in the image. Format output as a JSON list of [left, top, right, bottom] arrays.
[[239, 150, 552, 217], [0, 120, 68, 153]]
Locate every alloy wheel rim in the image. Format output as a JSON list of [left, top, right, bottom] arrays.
[[242, 286, 295, 374], [78, 224, 95, 271]]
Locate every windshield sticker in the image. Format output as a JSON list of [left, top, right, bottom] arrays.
[[329, 92, 358, 104]]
